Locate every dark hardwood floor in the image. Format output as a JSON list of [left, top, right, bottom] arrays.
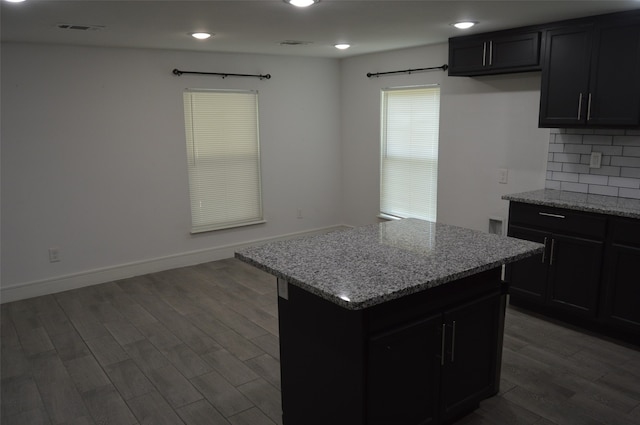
[[1, 258, 639, 425]]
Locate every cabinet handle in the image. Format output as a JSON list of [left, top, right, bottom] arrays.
[[489, 41, 493, 66], [441, 323, 446, 366], [538, 212, 565, 219], [541, 237, 548, 264], [550, 239, 556, 266], [577, 93, 583, 120], [482, 42, 487, 66], [587, 93, 592, 121], [450, 321, 456, 363]]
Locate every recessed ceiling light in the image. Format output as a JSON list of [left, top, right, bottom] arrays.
[[452, 21, 477, 30], [5, 0, 27, 3], [334, 44, 351, 50], [191, 32, 212, 40], [284, 0, 319, 8]]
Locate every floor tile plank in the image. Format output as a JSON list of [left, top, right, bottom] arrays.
[[175, 399, 231, 425], [189, 370, 254, 417]]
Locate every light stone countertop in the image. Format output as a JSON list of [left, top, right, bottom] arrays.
[[235, 218, 543, 310], [502, 189, 640, 219]]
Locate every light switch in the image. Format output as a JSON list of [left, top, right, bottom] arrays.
[[498, 168, 508, 184]]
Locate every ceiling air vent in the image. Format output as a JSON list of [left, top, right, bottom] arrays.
[[279, 40, 312, 46], [57, 24, 105, 31]]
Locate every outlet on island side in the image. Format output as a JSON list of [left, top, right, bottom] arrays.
[[49, 247, 61, 263], [297, 208, 303, 219]]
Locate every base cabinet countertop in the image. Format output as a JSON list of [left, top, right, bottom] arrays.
[[503, 189, 640, 345], [236, 219, 542, 425]]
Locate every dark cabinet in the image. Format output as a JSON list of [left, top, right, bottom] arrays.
[[440, 293, 500, 423], [539, 13, 640, 128], [538, 24, 593, 127], [507, 201, 640, 346], [506, 226, 548, 301], [278, 268, 506, 425], [367, 291, 501, 425], [507, 202, 606, 318], [546, 234, 603, 316], [367, 314, 441, 425], [601, 218, 640, 334], [448, 30, 542, 76]]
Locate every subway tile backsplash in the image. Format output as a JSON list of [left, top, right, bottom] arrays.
[[546, 129, 640, 199]]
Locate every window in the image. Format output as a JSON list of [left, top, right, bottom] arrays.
[[183, 89, 264, 233], [380, 85, 440, 222]]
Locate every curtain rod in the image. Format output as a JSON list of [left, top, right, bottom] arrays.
[[366, 64, 448, 78], [172, 69, 271, 80]]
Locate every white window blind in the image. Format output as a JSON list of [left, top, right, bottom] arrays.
[[183, 89, 264, 233], [380, 85, 440, 222]]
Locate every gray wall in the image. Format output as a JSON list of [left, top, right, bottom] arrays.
[[340, 43, 549, 232], [2, 40, 556, 301], [1, 43, 343, 298]]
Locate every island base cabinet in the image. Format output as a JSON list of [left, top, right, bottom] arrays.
[[277, 269, 505, 425], [367, 315, 442, 425], [441, 293, 501, 423], [277, 281, 366, 425], [368, 291, 503, 425]]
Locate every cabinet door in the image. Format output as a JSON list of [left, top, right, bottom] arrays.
[[441, 292, 500, 423], [507, 225, 549, 302], [547, 234, 603, 317], [449, 31, 541, 76], [539, 24, 594, 127], [490, 31, 541, 71], [448, 37, 488, 75], [602, 244, 640, 332], [367, 314, 442, 425], [588, 15, 640, 126]]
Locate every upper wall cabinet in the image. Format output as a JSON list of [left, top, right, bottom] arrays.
[[539, 12, 640, 128], [448, 29, 542, 76]]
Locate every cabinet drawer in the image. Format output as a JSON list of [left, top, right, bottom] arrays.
[[509, 202, 606, 239], [610, 217, 640, 247]]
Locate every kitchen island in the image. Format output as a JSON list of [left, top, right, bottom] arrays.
[[236, 218, 543, 425]]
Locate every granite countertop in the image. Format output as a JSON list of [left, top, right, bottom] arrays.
[[235, 218, 543, 310], [502, 189, 640, 219]]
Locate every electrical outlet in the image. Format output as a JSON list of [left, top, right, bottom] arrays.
[[297, 209, 303, 219], [589, 151, 602, 169], [498, 168, 509, 184], [49, 247, 61, 263]]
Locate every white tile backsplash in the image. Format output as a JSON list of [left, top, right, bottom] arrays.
[[546, 129, 640, 200]]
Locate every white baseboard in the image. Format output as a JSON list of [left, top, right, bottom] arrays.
[[1, 224, 349, 304]]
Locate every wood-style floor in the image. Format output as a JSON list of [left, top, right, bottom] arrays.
[[1, 258, 639, 425]]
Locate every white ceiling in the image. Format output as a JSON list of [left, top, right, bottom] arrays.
[[2, 0, 640, 58]]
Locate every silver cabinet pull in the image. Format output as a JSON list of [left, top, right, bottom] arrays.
[[539, 212, 565, 219], [482, 42, 487, 67], [489, 41, 493, 66], [451, 321, 456, 363], [578, 93, 583, 120], [541, 237, 548, 264], [550, 239, 556, 266], [587, 93, 592, 121], [441, 323, 446, 366]]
